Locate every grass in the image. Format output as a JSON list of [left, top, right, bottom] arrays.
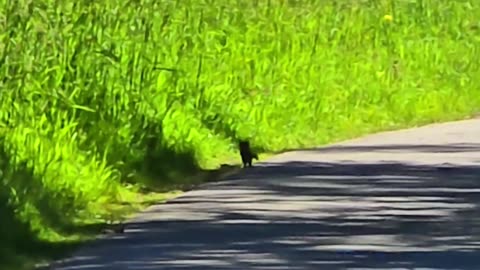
[[1, 0, 480, 269]]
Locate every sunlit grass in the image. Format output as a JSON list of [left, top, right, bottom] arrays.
[[1, 0, 479, 268]]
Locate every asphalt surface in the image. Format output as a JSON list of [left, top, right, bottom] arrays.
[[50, 118, 480, 270]]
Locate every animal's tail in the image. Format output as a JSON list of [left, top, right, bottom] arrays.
[[253, 153, 259, 160]]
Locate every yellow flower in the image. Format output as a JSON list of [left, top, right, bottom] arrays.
[[383, 14, 393, 22]]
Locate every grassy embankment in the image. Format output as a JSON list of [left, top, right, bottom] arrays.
[[1, 0, 479, 269]]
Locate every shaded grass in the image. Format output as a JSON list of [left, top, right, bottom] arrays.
[[0, 160, 240, 270]]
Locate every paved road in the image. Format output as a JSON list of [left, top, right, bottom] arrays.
[[50, 118, 480, 270]]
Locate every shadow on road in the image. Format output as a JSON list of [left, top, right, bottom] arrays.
[[274, 143, 480, 155], [309, 143, 480, 154], [53, 151, 480, 269]]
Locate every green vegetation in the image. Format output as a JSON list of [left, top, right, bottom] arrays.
[[1, 0, 479, 268]]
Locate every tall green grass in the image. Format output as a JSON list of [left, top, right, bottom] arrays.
[[1, 0, 479, 267]]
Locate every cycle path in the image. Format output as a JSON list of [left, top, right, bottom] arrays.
[[50, 118, 480, 270]]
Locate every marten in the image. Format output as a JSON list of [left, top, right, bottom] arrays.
[[238, 140, 258, 168]]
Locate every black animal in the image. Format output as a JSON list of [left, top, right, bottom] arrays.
[[238, 140, 258, 168]]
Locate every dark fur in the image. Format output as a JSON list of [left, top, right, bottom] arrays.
[[238, 140, 258, 168]]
